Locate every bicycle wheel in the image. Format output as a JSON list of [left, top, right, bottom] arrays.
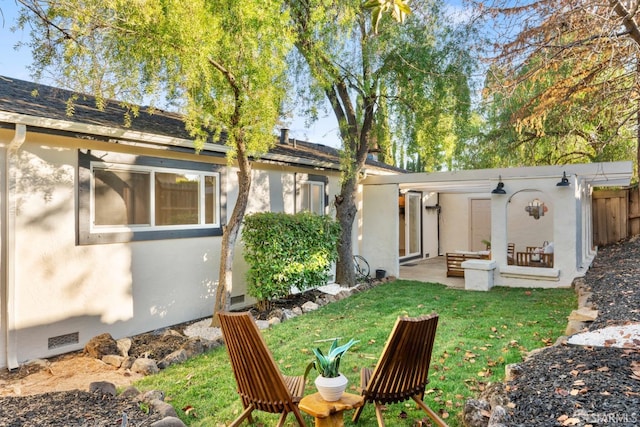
[[353, 255, 370, 281]]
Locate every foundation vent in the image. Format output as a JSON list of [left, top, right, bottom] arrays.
[[230, 295, 245, 306], [48, 332, 79, 350]]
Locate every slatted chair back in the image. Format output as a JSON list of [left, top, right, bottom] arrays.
[[365, 314, 438, 403], [353, 314, 447, 427], [217, 311, 307, 426]]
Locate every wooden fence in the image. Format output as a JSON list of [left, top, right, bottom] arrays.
[[592, 186, 640, 246]]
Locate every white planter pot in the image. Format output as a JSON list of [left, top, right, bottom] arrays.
[[314, 373, 348, 401]]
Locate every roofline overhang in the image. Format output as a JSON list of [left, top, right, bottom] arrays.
[[0, 110, 363, 172], [363, 161, 633, 192]]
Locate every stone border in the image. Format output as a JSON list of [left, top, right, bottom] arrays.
[[80, 277, 394, 426]]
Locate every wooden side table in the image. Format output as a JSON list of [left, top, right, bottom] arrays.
[[298, 392, 364, 427]]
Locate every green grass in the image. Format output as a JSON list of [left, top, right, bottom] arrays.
[[135, 280, 576, 426]]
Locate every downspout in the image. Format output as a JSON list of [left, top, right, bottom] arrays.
[[2, 124, 26, 370]]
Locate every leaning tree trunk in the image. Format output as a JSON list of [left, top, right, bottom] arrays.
[[210, 154, 252, 327]]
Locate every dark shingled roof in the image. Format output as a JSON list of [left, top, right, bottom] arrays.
[[0, 75, 404, 173]]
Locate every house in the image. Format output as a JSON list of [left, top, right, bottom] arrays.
[[360, 163, 633, 290], [0, 76, 402, 369]]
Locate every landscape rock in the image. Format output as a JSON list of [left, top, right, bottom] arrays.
[[139, 390, 165, 403], [182, 337, 218, 357], [118, 386, 140, 400], [89, 381, 116, 397], [268, 308, 284, 321], [117, 337, 132, 357], [84, 333, 119, 359], [302, 301, 319, 312], [487, 406, 509, 427], [283, 308, 298, 319], [292, 306, 303, 316], [121, 356, 136, 370], [335, 290, 352, 301], [504, 363, 522, 382], [268, 316, 281, 326], [479, 382, 509, 409], [131, 358, 159, 375], [148, 399, 178, 418], [150, 416, 187, 427], [158, 349, 188, 369], [565, 319, 587, 335], [102, 354, 125, 368], [568, 307, 599, 321], [256, 320, 270, 330], [463, 399, 491, 427]]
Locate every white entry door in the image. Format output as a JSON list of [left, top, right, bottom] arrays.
[[400, 192, 422, 259]]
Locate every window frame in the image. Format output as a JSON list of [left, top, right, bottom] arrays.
[[296, 173, 328, 215], [78, 150, 225, 245]]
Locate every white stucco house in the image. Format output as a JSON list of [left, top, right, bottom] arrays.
[[1, 75, 634, 370], [0, 76, 402, 369], [360, 162, 633, 290]]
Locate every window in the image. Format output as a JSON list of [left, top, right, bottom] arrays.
[[79, 150, 224, 244], [300, 181, 325, 215], [92, 165, 219, 230], [296, 173, 328, 215]]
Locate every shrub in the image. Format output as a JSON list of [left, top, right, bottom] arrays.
[[242, 212, 340, 309]]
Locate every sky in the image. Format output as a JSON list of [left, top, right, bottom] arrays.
[[0, 1, 344, 148]]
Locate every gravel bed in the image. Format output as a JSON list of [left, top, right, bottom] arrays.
[[506, 236, 640, 426]]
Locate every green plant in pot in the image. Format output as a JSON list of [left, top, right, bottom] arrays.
[[307, 338, 359, 401]]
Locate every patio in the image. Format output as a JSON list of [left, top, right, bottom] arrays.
[[361, 161, 634, 290], [399, 257, 464, 289]]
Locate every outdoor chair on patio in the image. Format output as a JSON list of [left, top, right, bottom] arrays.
[[507, 243, 515, 265], [217, 311, 308, 427], [352, 313, 448, 427]]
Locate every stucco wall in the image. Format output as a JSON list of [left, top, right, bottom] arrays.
[[1, 128, 344, 366], [8, 136, 221, 364], [422, 192, 439, 258], [361, 184, 399, 277], [439, 193, 477, 254]]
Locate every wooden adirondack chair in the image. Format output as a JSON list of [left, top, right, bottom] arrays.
[[352, 314, 448, 427], [217, 311, 308, 427]]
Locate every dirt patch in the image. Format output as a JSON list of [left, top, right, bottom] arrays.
[[0, 352, 143, 397]]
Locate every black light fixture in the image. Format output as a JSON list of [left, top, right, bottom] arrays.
[[556, 171, 570, 187], [491, 176, 506, 194]]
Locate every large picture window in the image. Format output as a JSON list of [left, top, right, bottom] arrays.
[[79, 150, 224, 244]]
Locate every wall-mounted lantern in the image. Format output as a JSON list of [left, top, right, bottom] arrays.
[[557, 171, 570, 187], [491, 176, 506, 194]]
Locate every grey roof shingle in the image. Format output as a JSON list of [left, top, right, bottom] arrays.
[[0, 75, 404, 173]]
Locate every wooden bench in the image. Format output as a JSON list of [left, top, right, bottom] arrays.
[[446, 252, 489, 277], [516, 252, 554, 268]]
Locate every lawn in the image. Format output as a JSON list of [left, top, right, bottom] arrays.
[[135, 280, 576, 426]]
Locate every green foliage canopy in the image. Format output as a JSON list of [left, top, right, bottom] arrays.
[[18, 0, 293, 155]]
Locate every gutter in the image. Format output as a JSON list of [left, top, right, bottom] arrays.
[[2, 123, 26, 370]]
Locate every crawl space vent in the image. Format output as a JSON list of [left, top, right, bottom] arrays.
[[230, 295, 245, 305], [48, 332, 79, 350]]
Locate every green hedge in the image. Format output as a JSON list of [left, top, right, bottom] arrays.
[[242, 212, 341, 308]]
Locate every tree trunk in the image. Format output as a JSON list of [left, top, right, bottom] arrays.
[[210, 154, 252, 327], [334, 174, 359, 286]]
